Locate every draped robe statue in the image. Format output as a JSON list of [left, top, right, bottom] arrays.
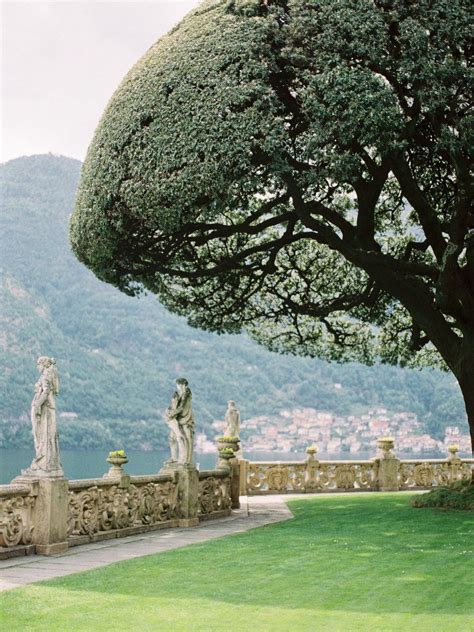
[[26, 356, 63, 476], [224, 400, 240, 437], [165, 378, 195, 465]]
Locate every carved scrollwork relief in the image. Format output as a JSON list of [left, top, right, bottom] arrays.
[[334, 464, 356, 489], [247, 464, 265, 492], [357, 464, 375, 489], [198, 476, 231, 514], [67, 480, 178, 538], [398, 463, 413, 488], [413, 463, 434, 487], [0, 495, 35, 547], [266, 466, 290, 492], [67, 487, 99, 536]]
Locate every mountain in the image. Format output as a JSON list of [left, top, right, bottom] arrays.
[[0, 154, 468, 450]]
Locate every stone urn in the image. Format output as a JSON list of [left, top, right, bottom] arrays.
[[217, 447, 235, 470], [104, 451, 128, 479], [447, 445, 461, 462], [216, 436, 240, 453], [306, 445, 318, 461], [377, 437, 395, 459]]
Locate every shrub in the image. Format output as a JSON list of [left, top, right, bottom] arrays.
[[411, 480, 474, 511]]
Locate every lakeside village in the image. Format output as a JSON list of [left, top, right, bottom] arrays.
[[197, 407, 471, 457]]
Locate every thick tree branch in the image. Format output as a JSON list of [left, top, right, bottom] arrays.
[[390, 155, 446, 261]]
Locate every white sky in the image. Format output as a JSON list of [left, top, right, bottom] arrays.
[[0, 0, 201, 163]]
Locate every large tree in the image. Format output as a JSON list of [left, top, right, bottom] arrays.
[[71, 0, 474, 450]]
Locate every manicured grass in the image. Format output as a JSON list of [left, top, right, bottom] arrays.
[[1, 494, 473, 631]]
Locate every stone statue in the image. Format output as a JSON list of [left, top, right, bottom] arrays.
[[25, 356, 63, 477], [164, 378, 195, 465], [224, 400, 240, 437]]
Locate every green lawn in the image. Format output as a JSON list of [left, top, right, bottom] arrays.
[[1, 494, 473, 632]]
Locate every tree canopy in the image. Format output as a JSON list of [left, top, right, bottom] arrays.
[[71, 0, 474, 448]]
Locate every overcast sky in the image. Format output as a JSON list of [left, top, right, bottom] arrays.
[[1, 0, 201, 163]]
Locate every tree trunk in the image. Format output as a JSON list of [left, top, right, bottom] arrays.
[[460, 381, 474, 456], [456, 341, 474, 455], [455, 341, 474, 483]]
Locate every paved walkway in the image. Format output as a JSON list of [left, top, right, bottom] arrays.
[[0, 496, 294, 592]]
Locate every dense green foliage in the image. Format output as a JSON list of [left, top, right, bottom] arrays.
[[2, 495, 473, 631], [412, 480, 474, 511], [0, 155, 468, 449], [70, 0, 474, 450]]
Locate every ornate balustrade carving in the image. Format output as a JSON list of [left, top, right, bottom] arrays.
[[0, 485, 36, 548], [247, 461, 377, 494], [198, 471, 232, 516], [245, 457, 473, 495], [398, 459, 473, 489], [67, 476, 178, 539]]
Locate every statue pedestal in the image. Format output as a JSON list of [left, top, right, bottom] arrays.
[[36, 477, 69, 555], [176, 464, 199, 527], [12, 475, 69, 555], [15, 467, 64, 481], [159, 459, 179, 476]]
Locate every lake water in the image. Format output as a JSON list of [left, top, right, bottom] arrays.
[[0, 448, 312, 484], [0, 447, 451, 485]]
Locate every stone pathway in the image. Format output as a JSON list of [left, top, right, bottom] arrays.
[[0, 496, 294, 592]]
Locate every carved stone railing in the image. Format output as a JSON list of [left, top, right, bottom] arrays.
[[242, 444, 473, 495], [67, 475, 179, 546], [0, 484, 36, 554], [398, 459, 473, 489], [246, 460, 378, 494], [198, 470, 232, 520], [1, 451, 236, 558]]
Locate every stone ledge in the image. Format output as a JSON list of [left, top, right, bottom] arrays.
[[198, 509, 232, 522], [0, 544, 36, 561], [67, 519, 180, 547]]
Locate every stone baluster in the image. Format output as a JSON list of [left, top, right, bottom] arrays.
[[215, 437, 240, 509], [304, 445, 319, 492], [446, 444, 462, 483], [374, 437, 400, 491], [239, 459, 249, 496]]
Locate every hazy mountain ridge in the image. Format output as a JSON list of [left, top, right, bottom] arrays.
[[0, 155, 468, 450]]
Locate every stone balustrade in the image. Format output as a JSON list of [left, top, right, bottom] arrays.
[[397, 459, 472, 489], [244, 460, 378, 494], [0, 484, 36, 555], [0, 455, 233, 559], [67, 475, 180, 546], [2, 439, 472, 558], [241, 443, 473, 495], [198, 470, 232, 520]]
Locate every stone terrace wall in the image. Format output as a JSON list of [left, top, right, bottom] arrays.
[[0, 463, 233, 560], [67, 475, 179, 547], [240, 443, 473, 495]]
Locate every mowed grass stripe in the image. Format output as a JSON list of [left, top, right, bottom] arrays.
[[1, 494, 473, 632]]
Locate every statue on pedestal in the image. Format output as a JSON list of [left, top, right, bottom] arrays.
[[224, 400, 240, 437], [23, 356, 64, 477], [164, 378, 195, 466]]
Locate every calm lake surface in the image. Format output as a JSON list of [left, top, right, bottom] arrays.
[[0, 448, 304, 484], [0, 447, 451, 485]]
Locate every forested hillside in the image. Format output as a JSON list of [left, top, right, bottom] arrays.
[[0, 155, 467, 450]]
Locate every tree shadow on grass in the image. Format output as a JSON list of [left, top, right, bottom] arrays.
[[33, 495, 474, 616]]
